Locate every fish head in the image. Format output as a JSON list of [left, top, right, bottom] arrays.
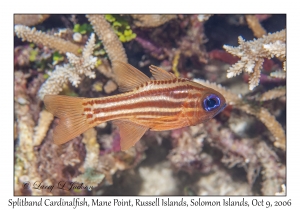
[[192, 86, 227, 124]]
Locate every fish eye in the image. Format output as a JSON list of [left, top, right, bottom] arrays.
[[202, 94, 221, 111]]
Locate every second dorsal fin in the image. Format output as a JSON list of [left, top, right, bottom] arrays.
[[113, 61, 150, 92], [149, 65, 177, 80]]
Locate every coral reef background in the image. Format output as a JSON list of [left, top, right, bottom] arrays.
[[14, 14, 286, 196]]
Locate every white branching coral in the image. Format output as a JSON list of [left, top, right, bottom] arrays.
[[73, 128, 105, 187], [256, 141, 285, 195], [14, 25, 81, 55], [33, 109, 54, 146], [14, 15, 50, 26], [223, 29, 286, 90], [245, 15, 266, 38], [38, 33, 97, 99], [131, 15, 177, 27], [258, 86, 286, 101], [86, 15, 128, 65], [14, 71, 44, 195], [270, 69, 286, 79]]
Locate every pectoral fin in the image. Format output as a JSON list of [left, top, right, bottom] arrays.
[[113, 120, 149, 151]]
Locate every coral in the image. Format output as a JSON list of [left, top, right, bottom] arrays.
[[138, 161, 179, 195], [131, 14, 177, 27], [73, 128, 147, 187], [197, 14, 212, 22], [251, 108, 285, 150], [256, 141, 285, 195], [38, 33, 97, 99], [178, 15, 208, 64], [168, 126, 209, 174], [16, 78, 84, 195], [37, 132, 85, 195], [113, 142, 146, 170], [275, 184, 286, 196], [204, 119, 260, 185], [258, 86, 286, 101], [270, 69, 286, 79], [14, 46, 31, 66], [196, 169, 252, 195], [86, 15, 128, 67], [223, 29, 286, 90], [194, 79, 286, 151], [81, 128, 99, 169], [14, 14, 50, 26], [134, 36, 166, 60], [255, 14, 272, 22], [245, 15, 267, 38], [204, 119, 285, 194], [73, 128, 105, 187], [14, 71, 44, 195], [134, 14, 208, 73], [33, 109, 54, 146], [96, 58, 115, 79], [15, 25, 81, 55], [61, 138, 82, 167]]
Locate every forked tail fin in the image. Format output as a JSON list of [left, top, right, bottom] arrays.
[[44, 95, 92, 145]]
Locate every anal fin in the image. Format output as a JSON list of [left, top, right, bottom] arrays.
[[113, 119, 148, 151]]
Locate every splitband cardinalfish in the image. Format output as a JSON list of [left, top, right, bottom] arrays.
[[44, 62, 226, 151]]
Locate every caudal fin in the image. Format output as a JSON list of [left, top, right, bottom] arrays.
[[44, 95, 92, 145]]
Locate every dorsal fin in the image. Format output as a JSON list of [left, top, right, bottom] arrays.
[[113, 61, 150, 92], [113, 119, 148, 151], [149, 65, 176, 80]]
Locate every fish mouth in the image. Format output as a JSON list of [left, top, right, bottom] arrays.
[[213, 103, 227, 117]]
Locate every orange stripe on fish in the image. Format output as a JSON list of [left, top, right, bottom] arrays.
[[44, 61, 226, 150]]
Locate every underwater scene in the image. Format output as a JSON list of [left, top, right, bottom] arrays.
[[14, 14, 286, 196]]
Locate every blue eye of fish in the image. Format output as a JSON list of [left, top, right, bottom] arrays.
[[203, 94, 221, 111]]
